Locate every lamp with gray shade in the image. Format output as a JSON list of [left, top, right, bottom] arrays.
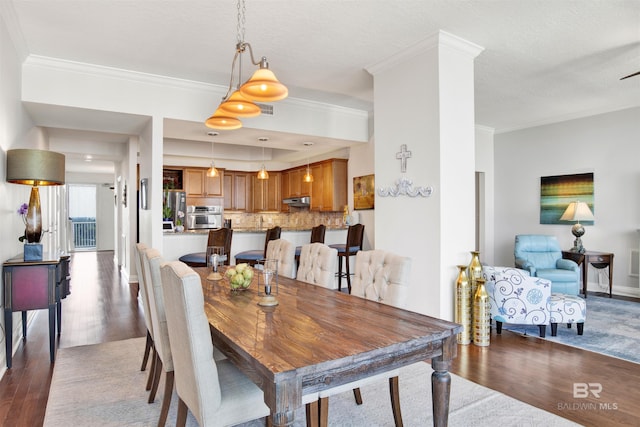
[[560, 201, 594, 253], [6, 149, 65, 260]]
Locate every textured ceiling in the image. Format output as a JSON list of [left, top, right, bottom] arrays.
[[4, 0, 640, 172]]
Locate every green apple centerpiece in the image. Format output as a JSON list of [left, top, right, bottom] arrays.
[[225, 263, 254, 290]]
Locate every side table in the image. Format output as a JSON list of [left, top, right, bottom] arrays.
[[562, 250, 614, 298]]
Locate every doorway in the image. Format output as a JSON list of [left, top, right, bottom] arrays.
[[68, 184, 97, 251]]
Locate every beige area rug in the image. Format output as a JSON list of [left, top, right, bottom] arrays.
[[44, 338, 579, 427]]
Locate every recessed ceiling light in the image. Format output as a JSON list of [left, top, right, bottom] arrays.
[[207, 131, 219, 136], [303, 141, 314, 147], [258, 137, 269, 142]]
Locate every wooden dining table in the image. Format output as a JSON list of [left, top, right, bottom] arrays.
[[196, 267, 462, 427]]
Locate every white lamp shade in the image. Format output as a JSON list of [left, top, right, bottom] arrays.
[[560, 201, 594, 222]]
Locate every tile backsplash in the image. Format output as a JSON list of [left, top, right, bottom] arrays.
[[224, 210, 345, 229]]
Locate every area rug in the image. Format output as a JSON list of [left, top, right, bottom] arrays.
[[505, 295, 640, 364], [44, 337, 578, 426]]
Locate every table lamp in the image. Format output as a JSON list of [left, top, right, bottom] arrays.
[[6, 149, 65, 261], [559, 201, 594, 253]]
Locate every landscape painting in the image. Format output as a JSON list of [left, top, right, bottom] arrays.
[[540, 172, 594, 225]]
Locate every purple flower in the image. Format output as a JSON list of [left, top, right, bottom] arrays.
[[18, 203, 28, 216]]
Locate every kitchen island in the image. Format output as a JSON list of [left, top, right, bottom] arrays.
[[162, 226, 348, 269]]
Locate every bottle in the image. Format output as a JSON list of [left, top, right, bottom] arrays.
[[455, 265, 471, 345], [473, 278, 490, 347]]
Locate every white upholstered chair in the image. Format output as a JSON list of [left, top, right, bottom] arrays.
[[134, 243, 155, 391], [319, 249, 412, 427], [265, 238, 297, 279], [296, 243, 337, 289], [142, 248, 174, 426], [159, 261, 271, 427]]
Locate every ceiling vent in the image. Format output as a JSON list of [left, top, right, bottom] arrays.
[[257, 103, 273, 115]]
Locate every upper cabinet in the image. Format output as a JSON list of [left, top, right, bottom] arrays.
[[223, 171, 251, 212], [163, 168, 184, 190], [252, 172, 281, 212], [310, 159, 347, 212], [184, 168, 223, 198]]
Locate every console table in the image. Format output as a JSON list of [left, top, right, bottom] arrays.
[[3, 253, 70, 368], [562, 250, 614, 298]]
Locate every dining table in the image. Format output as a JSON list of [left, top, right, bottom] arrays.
[[196, 266, 462, 427]]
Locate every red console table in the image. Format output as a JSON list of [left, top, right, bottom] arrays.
[[3, 254, 70, 368]]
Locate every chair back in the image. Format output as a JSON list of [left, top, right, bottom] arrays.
[[207, 228, 233, 265], [514, 234, 563, 269], [263, 226, 282, 256], [160, 261, 223, 426], [266, 239, 296, 279], [310, 224, 326, 244], [351, 250, 412, 309], [142, 248, 173, 371], [296, 243, 337, 288], [134, 243, 154, 338], [346, 224, 365, 252]]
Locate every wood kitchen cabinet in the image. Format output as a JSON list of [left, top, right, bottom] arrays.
[[310, 159, 347, 211], [184, 168, 223, 197], [252, 172, 281, 212], [223, 171, 251, 211]]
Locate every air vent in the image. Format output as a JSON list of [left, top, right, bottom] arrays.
[[257, 103, 273, 115]]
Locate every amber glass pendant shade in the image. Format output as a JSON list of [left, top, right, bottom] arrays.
[[240, 67, 288, 102], [302, 167, 314, 183], [257, 166, 269, 180], [205, 109, 243, 130], [218, 90, 262, 118]]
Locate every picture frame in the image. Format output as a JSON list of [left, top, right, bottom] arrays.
[[353, 174, 375, 210], [540, 172, 594, 225]]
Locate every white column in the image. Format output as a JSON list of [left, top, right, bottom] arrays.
[[367, 31, 483, 319]]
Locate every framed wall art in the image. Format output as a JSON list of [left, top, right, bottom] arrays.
[[353, 174, 375, 210], [540, 172, 594, 225]]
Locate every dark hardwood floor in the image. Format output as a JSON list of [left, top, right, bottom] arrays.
[[0, 251, 638, 426]]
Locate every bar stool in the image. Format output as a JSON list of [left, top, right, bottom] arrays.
[[329, 224, 364, 293], [235, 226, 281, 266], [179, 228, 233, 267], [294, 224, 326, 264]]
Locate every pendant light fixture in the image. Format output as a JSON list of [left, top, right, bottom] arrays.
[[206, 132, 219, 178], [302, 142, 314, 183], [205, 0, 288, 130], [257, 137, 269, 180]]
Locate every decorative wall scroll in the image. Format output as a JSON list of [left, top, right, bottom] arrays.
[[377, 144, 434, 198]]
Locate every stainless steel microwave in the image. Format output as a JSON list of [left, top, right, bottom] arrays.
[[186, 206, 223, 229]]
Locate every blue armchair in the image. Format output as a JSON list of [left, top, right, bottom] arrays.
[[514, 234, 580, 295]]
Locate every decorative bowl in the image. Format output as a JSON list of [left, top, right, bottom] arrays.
[[224, 263, 254, 291]]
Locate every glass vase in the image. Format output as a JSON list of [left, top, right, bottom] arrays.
[[455, 265, 471, 345]]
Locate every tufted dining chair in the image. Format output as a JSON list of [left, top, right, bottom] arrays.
[[265, 238, 297, 279], [134, 243, 155, 391], [296, 243, 338, 289], [295, 224, 326, 264], [317, 249, 412, 427], [159, 261, 271, 427], [482, 266, 552, 337], [514, 234, 580, 295], [235, 226, 281, 266], [142, 248, 175, 426]]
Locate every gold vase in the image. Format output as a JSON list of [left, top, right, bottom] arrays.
[[473, 278, 490, 347], [455, 265, 471, 345], [468, 251, 482, 303]]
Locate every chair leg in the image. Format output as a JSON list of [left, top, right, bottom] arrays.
[[146, 346, 157, 391], [337, 255, 343, 291], [318, 397, 329, 427], [345, 254, 352, 294], [157, 370, 174, 427], [577, 322, 584, 335], [538, 324, 546, 338], [305, 401, 319, 427], [176, 397, 188, 427], [389, 376, 403, 427], [353, 387, 363, 405], [141, 331, 152, 371], [551, 323, 558, 336], [496, 321, 503, 334], [148, 354, 163, 403]]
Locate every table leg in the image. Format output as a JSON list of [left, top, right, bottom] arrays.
[[431, 335, 456, 427], [5, 309, 12, 368], [609, 258, 613, 298], [22, 311, 27, 339], [265, 377, 299, 427], [583, 260, 588, 298], [48, 305, 56, 363]]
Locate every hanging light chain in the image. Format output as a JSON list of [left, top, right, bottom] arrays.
[[236, 0, 246, 44]]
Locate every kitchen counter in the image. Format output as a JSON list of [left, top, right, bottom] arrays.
[[162, 226, 348, 264]]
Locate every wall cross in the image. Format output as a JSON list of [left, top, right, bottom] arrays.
[[396, 144, 412, 173]]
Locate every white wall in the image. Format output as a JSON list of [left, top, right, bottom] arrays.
[[494, 107, 640, 296]]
